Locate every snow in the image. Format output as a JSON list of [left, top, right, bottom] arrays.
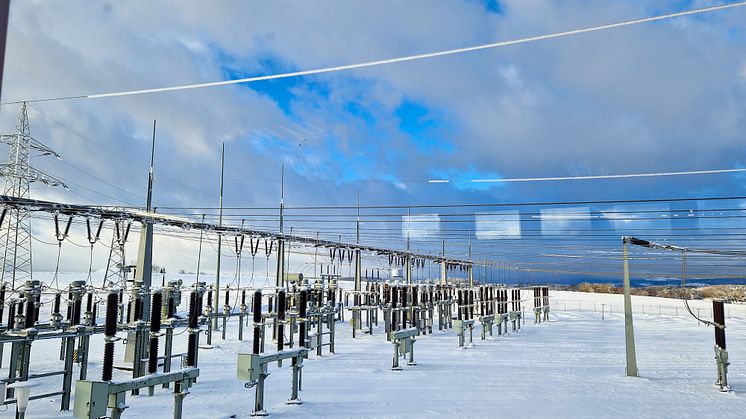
[[3, 277, 746, 418]]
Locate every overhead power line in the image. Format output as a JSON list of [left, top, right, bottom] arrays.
[[148, 194, 746, 211], [3, 1, 745, 104], [429, 168, 746, 183]]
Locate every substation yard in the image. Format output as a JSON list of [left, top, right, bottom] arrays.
[[8, 289, 746, 419]]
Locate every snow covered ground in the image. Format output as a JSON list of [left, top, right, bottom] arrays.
[[4, 281, 746, 418]]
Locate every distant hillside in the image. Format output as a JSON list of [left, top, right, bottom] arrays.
[[558, 283, 746, 303]]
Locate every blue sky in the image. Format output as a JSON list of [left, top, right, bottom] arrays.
[[2, 0, 746, 282]]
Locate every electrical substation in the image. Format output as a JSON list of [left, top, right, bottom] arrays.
[[0, 1, 746, 418]]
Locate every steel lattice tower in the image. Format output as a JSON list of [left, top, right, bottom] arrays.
[[0, 102, 66, 289], [103, 229, 127, 288]]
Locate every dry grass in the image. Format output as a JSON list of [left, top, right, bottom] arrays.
[[565, 283, 746, 303]]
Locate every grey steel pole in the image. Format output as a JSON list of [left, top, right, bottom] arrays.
[[288, 354, 302, 404], [622, 237, 639, 377], [173, 380, 185, 419], [135, 121, 157, 320], [440, 240, 447, 285], [214, 144, 225, 330], [354, 194, 362, 325], [353, 249, 361, 334], [405, 254, 412, 285], [276, 165, 285, 288], [467, 234, 473, 287]]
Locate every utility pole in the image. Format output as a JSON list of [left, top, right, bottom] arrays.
[[314, 231, 319, 279], [467, 231, 473, 286], [622, 237, 639, 377], [353, 193, 362, 331], [214, 143, 225, 328], [275, 165, 285, 288], [287, 226, 292, 274], [0, 103, 66, 289], [354, 191, 361, 293], [405, 209, 411, 284], [134, 120, 156, 319], [440, 239, 447, 285]]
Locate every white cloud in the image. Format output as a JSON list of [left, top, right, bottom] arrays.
[[3, 0, 746, 272]]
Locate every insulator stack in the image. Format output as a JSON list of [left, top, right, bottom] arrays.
[[489, 288, 494, 315], [134, 297, 143, 322], [479, 287, 485, 317], [67, 291, 73, 321], [34, 293, 41, 323], [391, 286, 399, 331], [24, 297, 35, 328], [224, 289, 230, 306], [102, 289, 118, 381], [7, 301, 15, 329], [400, 287, 407, 329], [0, 284, 5, 321], [72, 296, 82, 325], [509, 290, 515, 312], [299, 289, 308, 348], [148, 292, 163, 374], [252, 290, 262, 355], [186, 292, 199, 367], [714, 300, 726, 350], [167, 296, 175, 318], [241, 290, 246, 306], [457, 290, 464, 320], [277, 290, 286, 352], [53, 293, 61, 315], [469, 290, 474, 320]]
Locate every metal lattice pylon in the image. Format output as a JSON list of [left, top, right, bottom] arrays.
[[103, 228, 127, 289], [0, 103, 66, 289]]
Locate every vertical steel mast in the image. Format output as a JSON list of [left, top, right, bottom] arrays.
[[213, 143, 225, 329], [134, 120, 157, 319], [275, 165, 285, 288]]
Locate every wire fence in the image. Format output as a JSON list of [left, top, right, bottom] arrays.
[[551, 298, 746, 322]]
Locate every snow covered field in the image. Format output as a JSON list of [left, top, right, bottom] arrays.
[[4, 283, 746, 418]]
